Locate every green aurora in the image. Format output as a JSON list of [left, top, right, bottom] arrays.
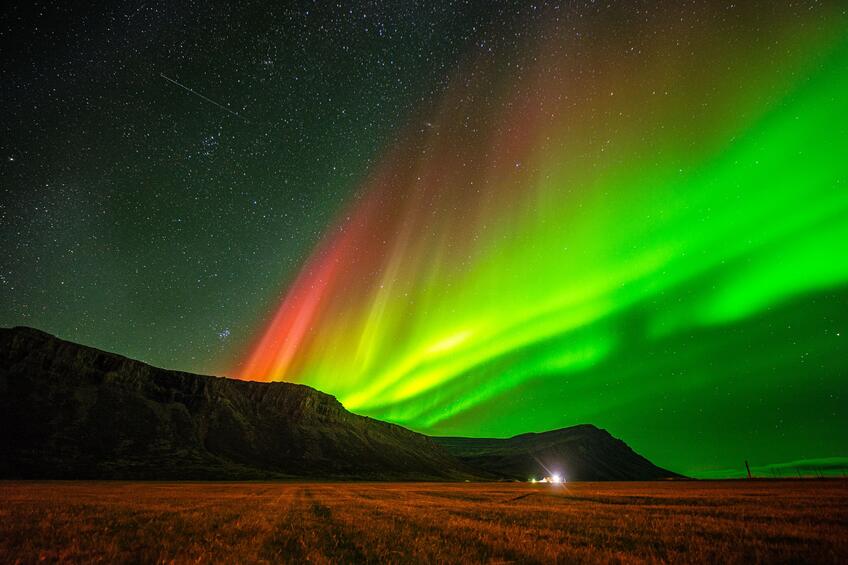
[[241, 4, 848, 476]]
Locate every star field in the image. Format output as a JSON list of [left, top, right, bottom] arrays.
[[1, 1, 506, 370]]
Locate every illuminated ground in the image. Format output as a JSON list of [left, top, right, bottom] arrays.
[[2, 480, 846, 563]]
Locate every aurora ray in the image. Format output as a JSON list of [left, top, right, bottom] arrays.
[[238, 3, 848, 475]]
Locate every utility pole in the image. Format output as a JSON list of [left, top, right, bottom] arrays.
[[745, 460, 752, 479]]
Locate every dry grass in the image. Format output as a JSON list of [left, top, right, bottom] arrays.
[[1, 480, 846, 564]]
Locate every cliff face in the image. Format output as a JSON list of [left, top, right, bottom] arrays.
[[0, 326, 680, 481], [0, 327, 473, 480], [434, 425, 681, 481]]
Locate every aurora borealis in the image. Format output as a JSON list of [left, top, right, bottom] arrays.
[[3, 2, 847, 477]]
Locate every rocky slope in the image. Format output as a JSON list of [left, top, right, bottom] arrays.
[[0, 326, 680, 481], [434, 425, 681, 481], [0, 327, 475, 480]]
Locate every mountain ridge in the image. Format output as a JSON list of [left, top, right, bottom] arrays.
[[0, 326, 680, 481], [433, 425, 681, 481], [0, 326, 475, 480]]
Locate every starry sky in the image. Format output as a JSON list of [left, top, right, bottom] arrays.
[[2, 1, 847, 477]]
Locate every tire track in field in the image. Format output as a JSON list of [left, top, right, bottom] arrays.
[[158, 484, 297, 562], [258, 487, 308, 562], [317, 487, 542, 564], [301, 487, 370, 563], [258, 485, 369, 563]]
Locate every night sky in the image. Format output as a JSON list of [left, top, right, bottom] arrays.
[[2, 1, 847, 477]]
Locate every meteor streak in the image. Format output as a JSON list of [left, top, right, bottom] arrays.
[[160, 73, 248, 122]]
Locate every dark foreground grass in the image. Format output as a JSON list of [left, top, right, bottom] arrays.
[[1, 480, 846, 563]]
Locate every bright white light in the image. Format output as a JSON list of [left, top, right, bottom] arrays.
[[530, 478, 537, 483], [550, 474, 563, 484]]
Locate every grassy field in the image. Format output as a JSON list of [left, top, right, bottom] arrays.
[[1, 480, 846, 564]]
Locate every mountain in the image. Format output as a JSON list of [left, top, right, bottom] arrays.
[[0, 326, 679, 481], [433, 426, 680, 481], [0, 326, 476, 480]]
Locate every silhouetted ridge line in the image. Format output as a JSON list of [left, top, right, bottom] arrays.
[[0, 326, 679, 481]]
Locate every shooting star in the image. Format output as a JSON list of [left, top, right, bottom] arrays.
[[160, 73, 249, 122]]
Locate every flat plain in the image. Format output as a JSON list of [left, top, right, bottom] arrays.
[[1, 480, 846, 564]]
